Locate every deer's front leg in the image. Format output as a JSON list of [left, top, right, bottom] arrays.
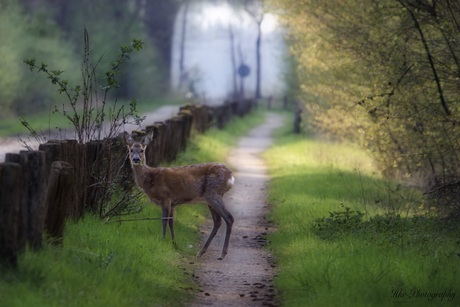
[[161, 201, 175, 243], [161, 206, 168, 239]]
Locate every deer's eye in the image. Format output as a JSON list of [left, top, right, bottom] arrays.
[[140, 149, 144, 153]]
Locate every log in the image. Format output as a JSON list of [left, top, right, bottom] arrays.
[[171, 116, 185, 156], [0, 162, 22, 268], [145, 125, 159, 166], [178, 111, 193, 151], [164, 119, 177, 162], [20, 151, 48, 250], [85, 141, 103, 213], [4, 154, 28, 253], [38, 142, 63, 166], [45, 161, 74, 245], [154, 122, 167, 166], [75, 143, 87, 219], [39, 141, 80, 219], [63, 140, 81, 219]]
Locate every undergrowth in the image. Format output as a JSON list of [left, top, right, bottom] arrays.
[[264, 113, 460, 306], [314, 206, 459, 251]]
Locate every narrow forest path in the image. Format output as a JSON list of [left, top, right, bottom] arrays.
[[190, 112, 285, 307]]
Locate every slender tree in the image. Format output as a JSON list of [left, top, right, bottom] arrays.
[[244, 0, 264, 99], [228, 25, 238, 98], [177, 2, 190, 90]]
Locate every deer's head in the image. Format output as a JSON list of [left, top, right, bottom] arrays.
[[124, 132, 152, 166]]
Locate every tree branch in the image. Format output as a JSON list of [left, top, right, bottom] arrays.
[[399, 0, 451, 116]]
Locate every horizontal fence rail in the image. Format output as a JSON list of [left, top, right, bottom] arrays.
[[0, 100, 254, 268]]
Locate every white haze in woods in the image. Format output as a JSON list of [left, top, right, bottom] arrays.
[[170, 2, 286, 103]]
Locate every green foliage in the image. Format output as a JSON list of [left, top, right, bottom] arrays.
[[24, 29, 145, 143], [314, 207, 459, 250], [0, 0, 79, 118], [314, 206, 365, 239], [60, 0, 165, 100], [0, 0, 166, 121], [272, 0, 460, 213], [264, 116, 460, 306], [0, 1, 25, 116]]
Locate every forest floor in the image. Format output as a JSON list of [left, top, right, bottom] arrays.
[[190, 113, 285, 307]]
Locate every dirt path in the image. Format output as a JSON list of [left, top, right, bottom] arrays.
[[0, 105, 179, 162], [190, 113, 285, 307]]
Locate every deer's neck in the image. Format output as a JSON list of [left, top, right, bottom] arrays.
[[131, 164, 156, 189]]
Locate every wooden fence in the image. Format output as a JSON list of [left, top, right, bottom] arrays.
[[0, 100, 254, 268]]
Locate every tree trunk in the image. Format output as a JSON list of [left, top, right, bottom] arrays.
[[255, 25, 262, 99], [178, 3, 189, 89], [228, 25, 238, 98]]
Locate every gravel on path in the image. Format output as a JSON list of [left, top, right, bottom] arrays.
[[190, 113, 285, 307]]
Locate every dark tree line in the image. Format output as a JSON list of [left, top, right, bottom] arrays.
[[0, 0, 183, 118]]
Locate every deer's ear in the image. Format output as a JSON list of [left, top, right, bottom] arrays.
[[143, 132, 153, 146]]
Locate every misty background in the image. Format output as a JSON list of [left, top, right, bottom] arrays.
[[0, 0, 286, 121]]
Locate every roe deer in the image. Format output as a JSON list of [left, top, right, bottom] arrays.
[[124, 132, 234, 260]]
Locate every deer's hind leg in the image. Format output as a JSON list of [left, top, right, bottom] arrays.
[[202, 194, 234, 260], [197, 205, 222, 258]]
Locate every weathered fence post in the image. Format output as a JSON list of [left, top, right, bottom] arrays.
[[20, 150, 48, 251], [39, 141, 80, 219], [0, 162, 22, 268], [62, 140, 84, 219], [148, 122, 166, 167], [4, 154, 28, 254], [75, 142, 86, 218], [85, 140, 103, 214], [178, 110, 193, 151], [164, 119, 177, 162], [45, 161, 74, 245], [170, 116, 188, 157]]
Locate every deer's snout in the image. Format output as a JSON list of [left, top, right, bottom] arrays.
[[132, 154, 141, 165]]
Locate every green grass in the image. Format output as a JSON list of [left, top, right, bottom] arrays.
[[171, 109, 265, 166], [0, 109, 265, 306], [0, 208, 202, 307], [264, 114, 460, 306]]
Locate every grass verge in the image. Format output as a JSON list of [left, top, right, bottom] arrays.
[[0, 109, 265, 306], [264, 114, 460, 306]]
